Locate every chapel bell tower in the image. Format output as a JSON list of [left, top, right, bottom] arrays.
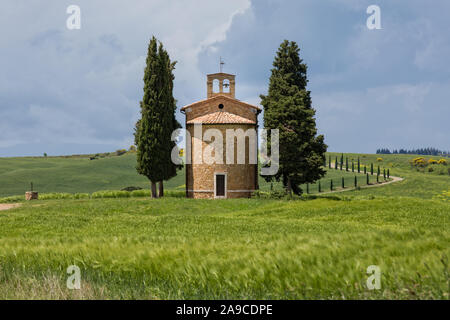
[[206, 73, 236, 99]]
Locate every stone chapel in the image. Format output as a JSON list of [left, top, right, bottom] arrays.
[[181, 72, 261, 198]]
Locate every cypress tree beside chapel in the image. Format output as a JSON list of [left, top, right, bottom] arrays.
[[135, 36, 181, 198], [260, 40, 327, 195]]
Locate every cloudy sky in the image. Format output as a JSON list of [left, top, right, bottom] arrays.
[[1, 0, 449, 156]]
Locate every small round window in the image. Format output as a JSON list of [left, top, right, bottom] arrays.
[[218, 104, 224, 109]]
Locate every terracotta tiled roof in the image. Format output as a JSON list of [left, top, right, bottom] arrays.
[[187, 111, 256, 124], [181, 94, 261, 111]]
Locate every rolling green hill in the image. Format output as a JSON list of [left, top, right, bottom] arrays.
[[0, 154, 184, 197], [327, 152, 449, 199]]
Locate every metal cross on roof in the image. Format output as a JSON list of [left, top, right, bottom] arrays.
[[219, 57, 225, 73]]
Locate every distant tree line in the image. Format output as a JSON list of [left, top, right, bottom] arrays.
[[376, 147, 450, 157]]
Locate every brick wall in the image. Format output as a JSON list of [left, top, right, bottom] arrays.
[[186, 124, 258, 199]]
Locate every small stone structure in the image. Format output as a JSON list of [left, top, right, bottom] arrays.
[[25, 191, 38, 200], [181, 72, 261, 199]]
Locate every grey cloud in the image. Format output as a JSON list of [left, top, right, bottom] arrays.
[[0, 0, 250, 156]]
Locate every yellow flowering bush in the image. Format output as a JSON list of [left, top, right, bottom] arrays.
[[411, 157, 427, 167], [428, 159, 438, 164], [377, 157, 383, 162], [438, 159, 447, 165], [115, 149, 127, 156]]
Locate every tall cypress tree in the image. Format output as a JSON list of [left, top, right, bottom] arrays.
[[260, 40, 327, 195], [135, 37, 181, 198], [157, 44, 182, 196]]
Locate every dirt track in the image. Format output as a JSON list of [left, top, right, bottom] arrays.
[[0, 203, 21, 211], [320, 175, 404, 195]]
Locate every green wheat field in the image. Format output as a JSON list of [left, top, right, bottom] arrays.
[[0, 152, 448, 299]]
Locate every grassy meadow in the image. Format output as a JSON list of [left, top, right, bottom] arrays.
[[0, 152, 448, 299], [0, 153, 184, 197]]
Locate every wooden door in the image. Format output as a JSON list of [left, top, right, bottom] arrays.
[[215, 174, 225, 197]]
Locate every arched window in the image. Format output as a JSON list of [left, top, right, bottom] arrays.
[[213, 79, 220, 93], [223, 79, 230, 93]]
